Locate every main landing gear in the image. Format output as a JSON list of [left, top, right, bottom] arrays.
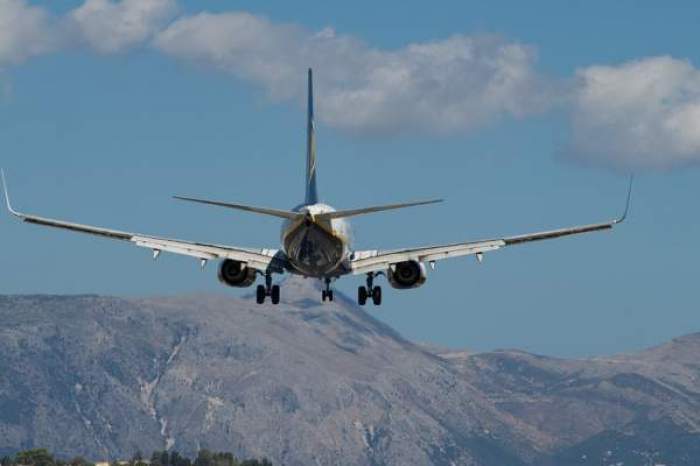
[[321, 277, 334, 302], [256, 273, 280, 305], [358, 272, 382, 306]]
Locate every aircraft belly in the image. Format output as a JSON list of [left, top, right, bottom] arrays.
[[284, 223, 345, 276]]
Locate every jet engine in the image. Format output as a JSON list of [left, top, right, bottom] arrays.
[[218, 259, 256, 287], [387, 260, 427, 289]]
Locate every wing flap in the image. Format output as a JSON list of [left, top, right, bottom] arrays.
[[349, 240, 504, 275], [133, 238, 219, 261], [133, 236, 278, 270]]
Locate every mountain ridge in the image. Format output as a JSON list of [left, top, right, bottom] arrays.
[[1, 280, 698, 465]]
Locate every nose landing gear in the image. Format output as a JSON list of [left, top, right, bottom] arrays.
[[358, 272, 382, 306], [256, 272, 281, 305]]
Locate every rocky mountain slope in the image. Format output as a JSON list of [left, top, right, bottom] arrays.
[[1, 278, 699, 465]]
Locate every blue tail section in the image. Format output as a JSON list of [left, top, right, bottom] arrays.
[[305, 68, 318, 205]]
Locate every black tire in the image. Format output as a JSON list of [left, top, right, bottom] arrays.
[[271, 285, 280, 305], [256, 285, 266, 304], [328, 290, 334, 302], [372, 286, 382, 306], [358, 286, 368, 305]]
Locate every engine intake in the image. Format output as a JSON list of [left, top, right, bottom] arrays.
[[387, 260, 427, 289], [218, 259, 256, 288]]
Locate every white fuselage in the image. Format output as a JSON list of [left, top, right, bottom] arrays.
[[280, 203, 352, 277]]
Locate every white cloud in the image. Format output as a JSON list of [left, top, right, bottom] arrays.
[[0, 0, 59, 66], [570, 56, 700, 169], [154, 12, 551, 134], [0, 0, 177, 64], [2, 2, 699, 171], [70, 0, 177, 53]]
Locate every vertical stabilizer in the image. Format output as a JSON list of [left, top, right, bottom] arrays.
[[305, 68, 319, 205]]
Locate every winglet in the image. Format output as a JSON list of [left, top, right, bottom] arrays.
[[0, 169, 20, 217], [614, 175, 633, 224]]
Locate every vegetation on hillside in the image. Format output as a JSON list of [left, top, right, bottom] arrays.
[[0, 450, 271, 466]]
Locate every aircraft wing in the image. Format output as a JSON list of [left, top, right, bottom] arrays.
[[348, 181, 632, 276], [348, 221, 617, 275], [1, 172, 283, 272]]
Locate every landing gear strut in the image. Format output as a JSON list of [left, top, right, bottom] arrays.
[[358, 272, 382, 306], [321, 277, 334, 302], [256, 272, 280, 305]]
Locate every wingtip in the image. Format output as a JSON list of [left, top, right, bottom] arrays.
[[615, 174, 633, 224], [0, 168, 20, 216]]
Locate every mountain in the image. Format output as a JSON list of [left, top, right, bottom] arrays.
[[1, 278, 699, 465]]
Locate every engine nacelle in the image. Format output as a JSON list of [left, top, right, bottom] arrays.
[[218, 259, 256, 288], [387, 260, 427, 289]]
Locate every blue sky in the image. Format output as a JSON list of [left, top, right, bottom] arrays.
[[2, 0, 700, 357]]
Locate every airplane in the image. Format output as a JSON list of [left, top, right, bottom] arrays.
[[1, 69, 632, 306]]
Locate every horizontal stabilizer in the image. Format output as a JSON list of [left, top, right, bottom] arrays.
[[319, 199, 443, 220], [173, 196, 299, 220]]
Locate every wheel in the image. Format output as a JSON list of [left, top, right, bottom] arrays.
[[372, 286, 382, 306], [328, 290, 334, 302], [256, 285, 266, 304], [358, 286, 368, 305], [271, 285, 280, 305]]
